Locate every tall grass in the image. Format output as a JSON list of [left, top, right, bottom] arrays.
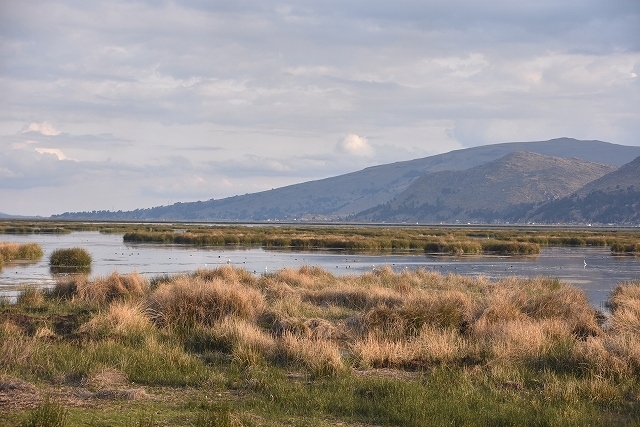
[[147, 275, 264, 327], [0, 242, 44, 266], [5, 265, 640, 425], [74, 272, 148, 305]]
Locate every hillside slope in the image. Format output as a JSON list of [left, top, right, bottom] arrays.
[[354, 152, 616, 223], [525, 156, 640, 224]]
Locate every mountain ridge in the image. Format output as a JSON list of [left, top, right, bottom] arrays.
[[52, 138, 640, 223], [523, 156, 640, 224], [353, 151, 617, 223]]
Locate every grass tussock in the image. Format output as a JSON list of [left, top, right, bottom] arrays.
[[147, 274, 264, 327], [5, 264, 640, 425], [78, 301, 155, 345], [49, 247, 92, 269], [74, 272, 149, 305]]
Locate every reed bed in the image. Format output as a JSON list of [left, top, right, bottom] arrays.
[[3, 266, 640, 425], [118, 224, 640, 254], [0, 243, 44, 269]]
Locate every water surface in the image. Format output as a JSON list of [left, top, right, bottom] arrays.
[[1, 232, 639, 308]]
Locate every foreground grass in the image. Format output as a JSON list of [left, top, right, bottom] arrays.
[[2, 266, 640, 426]]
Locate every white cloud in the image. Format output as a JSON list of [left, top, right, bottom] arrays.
[[22, 122, 61, 136], [34, 148, 68, 160], [336, 134, 374, 157]]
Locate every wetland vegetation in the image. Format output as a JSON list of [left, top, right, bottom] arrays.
[[0, 242, 44, 270], [49, 248, 93, 268], [2, 265, 640, 426], [1, 220, 638, 255]]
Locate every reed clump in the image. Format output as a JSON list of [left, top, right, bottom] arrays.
[[78, 301, 155, 345], [49, 247, 92, 269], [147, 275, 265, 327], [0, 243, 44, 269], [74, 272, 149, 305]]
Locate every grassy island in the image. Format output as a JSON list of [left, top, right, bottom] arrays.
[[119, 224, 640, 255], [1, 266, 640, 426], [49, 247, 92, 272], [123, 226, 542, 255]]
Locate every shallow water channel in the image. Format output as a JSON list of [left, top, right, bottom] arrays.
[[1, 231, 639, 309]]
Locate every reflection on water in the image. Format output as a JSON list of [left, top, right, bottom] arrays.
[[1, 232, 639, 308]]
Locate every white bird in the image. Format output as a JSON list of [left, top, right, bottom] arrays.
[[584, 259, 587, 268]]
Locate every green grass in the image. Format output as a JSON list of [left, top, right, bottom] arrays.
[[49, 247, 92, 270], [20, 396, 69, 427]]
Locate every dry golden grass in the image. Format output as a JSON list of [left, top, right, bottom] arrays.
[[214, 317, 277, 356], [303, 285, 402, 311], [608, 282, 640, 336], [350, 334, 408, 369], [272, 266, 337, 290], [0, 242, 43, 262], [471, 318, 574, 364], [148, 274, 264, 327], [11, 264, 640, 389], [193, 264, 257, 286], [410, 326, 466, 365], [359, 290, 474, 339], [279, 332, 345, 377], [78, 301, 155, 343], [75, 272, 148, 305], [84, 368, 129, 391]]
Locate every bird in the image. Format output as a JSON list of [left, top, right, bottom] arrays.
[[584, 259, 587, 268]]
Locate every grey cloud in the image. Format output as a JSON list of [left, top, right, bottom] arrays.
[[1, 131, 133, 150]]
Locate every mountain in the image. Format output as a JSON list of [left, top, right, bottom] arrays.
[[353, 152, 616, 223], [524, 156, 640, 224], [52, 138, 640, 221]]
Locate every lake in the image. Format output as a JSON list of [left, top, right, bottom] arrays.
[[2, 231, 639, 309]]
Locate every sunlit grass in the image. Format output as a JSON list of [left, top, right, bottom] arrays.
[[3, 265, 640, 425]]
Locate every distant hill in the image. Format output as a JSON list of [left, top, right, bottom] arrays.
[[353, 152, 616, 223], [52, 138, 640, 222], [524, 156, 640, 224]]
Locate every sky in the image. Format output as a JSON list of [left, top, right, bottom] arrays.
[[1, 1, 639, 216]]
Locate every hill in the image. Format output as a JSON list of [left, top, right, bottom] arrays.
[[52, 138, 640, 221], [353, 152, 616, 223], [524, 156, 640, 224]]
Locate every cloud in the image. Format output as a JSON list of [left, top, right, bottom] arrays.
[[21, 122, 61, 136], [336, 134, 374, 157], [34, 147, 68, 160]]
